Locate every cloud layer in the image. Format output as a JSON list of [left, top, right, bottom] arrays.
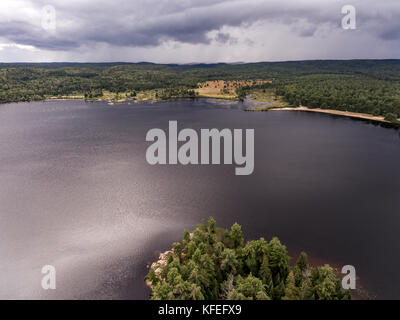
[[0, 0, 399, 62]]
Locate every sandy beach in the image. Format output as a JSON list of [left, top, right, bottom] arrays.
[[270, 106, 390, 123]]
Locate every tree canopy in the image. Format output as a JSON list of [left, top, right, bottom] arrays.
[[146, 218, 351, 300]]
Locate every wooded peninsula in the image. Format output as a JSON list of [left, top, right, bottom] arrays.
[[146, 218, 352, 300]]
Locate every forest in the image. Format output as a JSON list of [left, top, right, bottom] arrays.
[[0, 60, 399, 121], [275, 74, 400, 119], [145, 218, 352, 300]]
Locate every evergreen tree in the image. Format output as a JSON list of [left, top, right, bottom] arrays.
[[230, 223, 244, 249], [147, 220, 352, 300]]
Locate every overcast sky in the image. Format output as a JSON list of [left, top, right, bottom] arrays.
[[0, 0, 399, 63]]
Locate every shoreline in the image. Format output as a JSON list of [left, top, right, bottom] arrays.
[[28, 96, 235, 105], [269, 106, 391, 124], [2, 98, 398, 127]]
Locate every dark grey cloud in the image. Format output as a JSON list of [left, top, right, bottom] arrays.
[[214, 32, 237, 45], [379, 28, 400, 41], [0, 0, 399, 61], [0, 21, 78, 50]]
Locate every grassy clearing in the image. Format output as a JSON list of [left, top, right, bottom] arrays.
[[244, 88, 289, 111], [195, 80, 271, 100]]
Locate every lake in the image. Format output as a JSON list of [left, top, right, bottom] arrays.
[[0, 99, 399, 299]]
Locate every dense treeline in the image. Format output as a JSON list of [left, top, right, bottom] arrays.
[[0, 60, 399, 120], [0, 65, 201, 102], [146, 218, 351, 300], [275, 74, 400, 119]]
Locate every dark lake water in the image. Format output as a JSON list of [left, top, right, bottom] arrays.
[[0, 99, 399, 299]]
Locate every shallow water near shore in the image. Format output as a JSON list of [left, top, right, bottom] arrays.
[[0, 99, 399, 299]]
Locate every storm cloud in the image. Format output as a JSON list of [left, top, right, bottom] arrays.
[[0, 0, 399, 62]]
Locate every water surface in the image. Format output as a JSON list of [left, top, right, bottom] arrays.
[[0, 99, 399, 299]]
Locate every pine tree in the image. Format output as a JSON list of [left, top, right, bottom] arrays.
[[230, 223, 244, 249]]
